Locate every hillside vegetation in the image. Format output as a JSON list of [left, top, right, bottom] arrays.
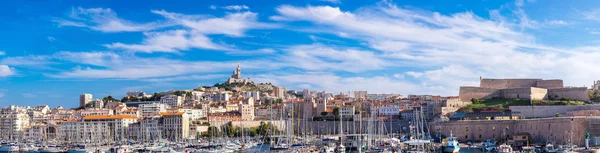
[[457, 98, 586, 112]]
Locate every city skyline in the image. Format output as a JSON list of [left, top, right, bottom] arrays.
[[2, 0, 600, 107]]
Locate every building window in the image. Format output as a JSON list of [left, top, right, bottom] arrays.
[[466, 135, 468, 139], [466, 127, 469, 132]]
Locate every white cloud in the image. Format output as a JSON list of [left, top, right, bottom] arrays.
[[48, 37, 56, 42], [210, 5, 217, 10], [105, 30, 228, 53], [222, 5, 249, 11], [280, 44, 390, 72], [0, 65, 15, 77], [544, 20, 568, 26], [405, 72, 423, 78], [0, 51, 4, 56], [55, 7, 165, 32], [0, 92, 4, 98], [152, 10, 277, 37], [393, 73, 404, 79], [582, 9, 600, 21]]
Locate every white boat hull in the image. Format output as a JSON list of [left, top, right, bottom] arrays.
[[0, 146, 19, 152], [443, 145, 460, 153]]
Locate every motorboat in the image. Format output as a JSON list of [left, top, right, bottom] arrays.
[[441, 133, 460, 153], [545, 143, 558, 153], [497, 144, 513, 153], [521, 146, 535, 153]]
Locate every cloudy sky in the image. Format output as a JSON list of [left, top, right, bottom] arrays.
[[1, 0, 600, 108]]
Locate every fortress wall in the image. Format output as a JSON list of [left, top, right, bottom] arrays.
[[536, 80, 564, 89], [547, 87, 590, 101], [432, 117, 588, 146], [443, 99, 472, 107], [509, 104, 600, 118], [530, 87, 548, 100], [459, 87, 500, 101], [501, 88, 533, 99], [480, 79, 540, 89]]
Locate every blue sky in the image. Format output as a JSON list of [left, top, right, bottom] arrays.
[[2, 0, 600, 108]]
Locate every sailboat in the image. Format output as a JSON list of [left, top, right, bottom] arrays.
[[441, 131, 460, 153], [336, 113, 345, 153]]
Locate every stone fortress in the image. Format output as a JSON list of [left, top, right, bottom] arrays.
[[459, 77, 589, 102], [225, 63, 253, 84]]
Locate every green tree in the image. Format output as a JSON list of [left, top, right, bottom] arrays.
[[201, 122, 210, 126], [103, 95, 118, 102], [333, 107, 340, 116], [555, 113, 561, 117]]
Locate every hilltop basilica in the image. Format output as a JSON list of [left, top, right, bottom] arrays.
[[225, 63, 253, 84]]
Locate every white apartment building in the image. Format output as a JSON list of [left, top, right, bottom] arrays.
[[0, 113, 30, 141], [139, 103, 168, 118], [242, 91, 260, 100], [339, 106, 355, 117], [80, 93, 93, 107], [159, 95, 183, 107], [81, 115, 138, 142], [160, 112, 190, 141], [91, 99, 104, 108], [206, 92, 230, 102], [178, 108, 204, 121]]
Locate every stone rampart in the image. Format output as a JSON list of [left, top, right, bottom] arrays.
[[509, 104, 600, 118], [459, 87, 500, 101], [547, 87, 590, 101], [480, 79, 540, 89], [536, 80, 564, 89], [501, 87, 534, 99]]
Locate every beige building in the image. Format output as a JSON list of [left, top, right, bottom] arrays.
[[160, 112, 190, 141], [81, 115, 138, 142], [239, 97, 255, 121]]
